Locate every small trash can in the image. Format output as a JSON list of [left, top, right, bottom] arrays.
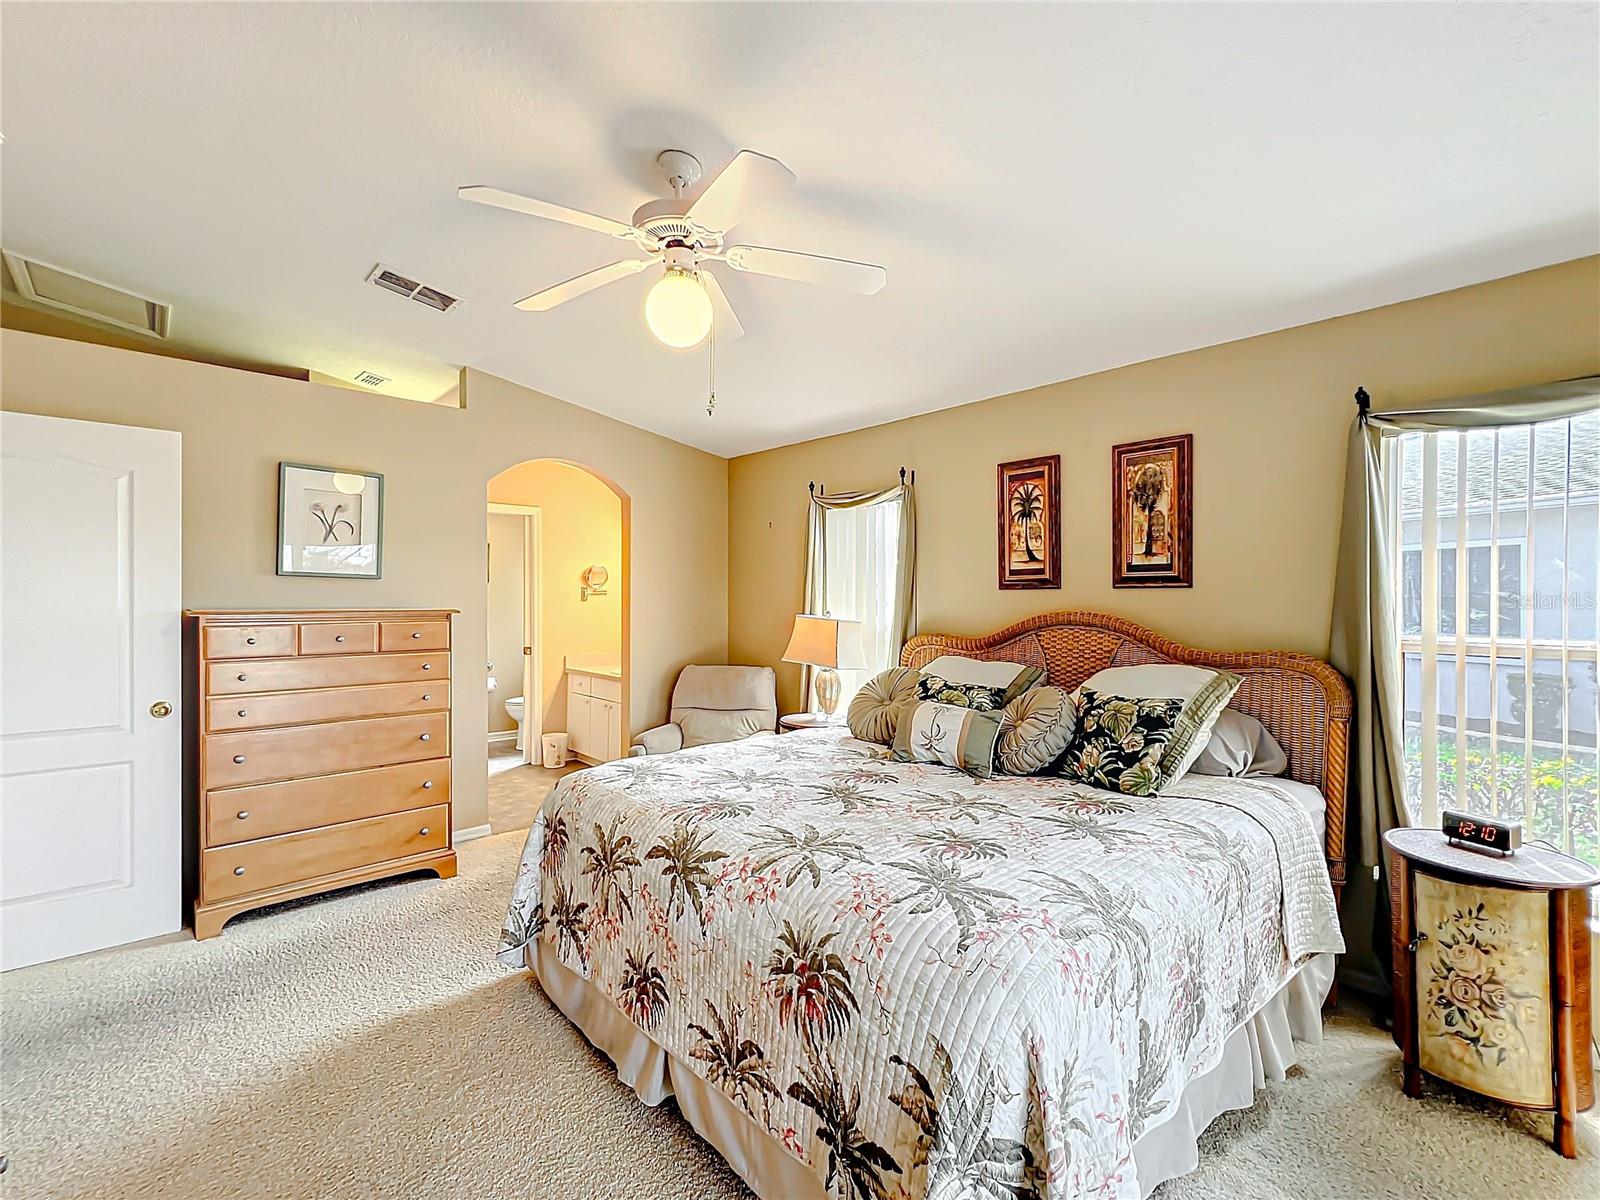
[[541, 732, 569, 769]]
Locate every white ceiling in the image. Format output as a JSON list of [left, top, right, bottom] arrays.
[[2, 3, 1596, 456]]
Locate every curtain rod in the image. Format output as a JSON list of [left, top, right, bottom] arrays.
[[1354, 386, 1370, 416], [807, 468, 914, 498]]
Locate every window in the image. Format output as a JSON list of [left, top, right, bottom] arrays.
[[822, 495, 906, 706], [1392, 415, 1598, 872]]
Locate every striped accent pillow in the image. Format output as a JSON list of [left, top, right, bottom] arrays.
[[890, 699, 1002, 779]]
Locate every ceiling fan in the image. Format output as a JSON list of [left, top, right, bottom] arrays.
[[458, 149, 887, 349]]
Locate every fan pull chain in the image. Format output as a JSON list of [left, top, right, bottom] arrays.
[[706, 325, 717, 417]]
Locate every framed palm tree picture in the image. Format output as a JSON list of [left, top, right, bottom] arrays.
[[1112, 434, 1192, 587], [277, 462, 384, 578], [996, 454, 1061, 589]]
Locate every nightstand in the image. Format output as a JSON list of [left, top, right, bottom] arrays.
[[1385, 826, 1598, 1157], [779, 712, 838, 732]]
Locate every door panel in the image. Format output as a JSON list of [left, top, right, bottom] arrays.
[[1, 412, 182, 971]]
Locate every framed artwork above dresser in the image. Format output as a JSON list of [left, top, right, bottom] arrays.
[[185, 609, 457, 938]]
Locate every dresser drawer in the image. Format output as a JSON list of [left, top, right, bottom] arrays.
[[298, 621, 379, 656], [205, 713, 448, 788], [207, 681, 449, 732], [204, 624, 296, 660], [588, 674, 622, 702], [205, 760, 449, 846], [207, 652, 448, 695], [380, 620, 449, 652], [201, 804, 449, 903]]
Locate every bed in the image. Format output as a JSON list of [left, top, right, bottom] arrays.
[[498, 612, 1352, 1199]]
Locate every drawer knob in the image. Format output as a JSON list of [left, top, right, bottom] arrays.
[[1407, 933, 1428, 954], [419, 827, 431, 836], [233, 866, 246, 876], [232, 755, 246, 764], [237, 810, 249, 820], [422, 694, 431, 701], [412, 631, 422, 639], [335, 635, 346, 643], [246, 637, 257, 645], [237, 674, 248, 682], [422, 780, 434, 790], [237, 709, 248, 717], [419, 733, 431, 742], [422, 664, 432, 671]]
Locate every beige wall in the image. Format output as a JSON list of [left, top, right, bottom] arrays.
[[488, 460, 624, 737], [729, 257, 1600, 715], [486, 512, 525, 735], [0, 330, 730, 833]]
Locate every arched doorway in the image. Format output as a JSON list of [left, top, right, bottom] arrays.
[[484, 458, 629, 834]]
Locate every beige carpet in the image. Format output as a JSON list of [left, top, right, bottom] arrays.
[[2, 832, 1594, 1200], [486, 743, 582, 834]]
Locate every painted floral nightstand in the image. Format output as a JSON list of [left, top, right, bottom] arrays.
[[1386, 827, 1598, 1157]]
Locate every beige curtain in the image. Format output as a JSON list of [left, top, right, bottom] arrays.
[[802, 482, 917, 704], [1329, 375, 1599, 996]]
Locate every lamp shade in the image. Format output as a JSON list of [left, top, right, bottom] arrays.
[[781, 614, 866, 670]]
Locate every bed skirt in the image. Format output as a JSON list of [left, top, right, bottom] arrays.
[[528, 940, 1335, 1199]]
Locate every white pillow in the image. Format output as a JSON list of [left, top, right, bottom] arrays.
[[1190, 709, 1289, 778], [920, 655, 1044, 703], [1075, 663, 1241, 787]]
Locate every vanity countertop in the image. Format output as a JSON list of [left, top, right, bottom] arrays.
[[564, 656, 622, 681]]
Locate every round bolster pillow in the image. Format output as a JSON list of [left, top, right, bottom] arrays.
[[996, 685, 1076, 775], [847, 667, 923, 744]]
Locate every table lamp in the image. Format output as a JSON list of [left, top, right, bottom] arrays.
[[781, 614, 865, 718]]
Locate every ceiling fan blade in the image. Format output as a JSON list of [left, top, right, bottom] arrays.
[[514, 259, 649, 311], [458, 185, 635, 239], [686, 150, 796, 235], [723, 245, 886, 295], [701, 269, 745, 341]]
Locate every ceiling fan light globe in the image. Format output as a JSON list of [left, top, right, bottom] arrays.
[[645, 269, 712, 349]]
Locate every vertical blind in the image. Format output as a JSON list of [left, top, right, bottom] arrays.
[[823, 497, 904, 707], [1390, 412, 1598, 870]]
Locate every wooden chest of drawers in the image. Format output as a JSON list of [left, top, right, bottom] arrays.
[[186, 610, 457, 938]]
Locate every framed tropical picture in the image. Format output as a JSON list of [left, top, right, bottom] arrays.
[[996, 454, 1061, 589], [1112, 433, 1192, 587], [277, 462, 384, 578]]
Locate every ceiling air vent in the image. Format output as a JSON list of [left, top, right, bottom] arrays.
[[352, 370, 391, 389], [366, 263, 461, 313], [2, 251, 171, 337]]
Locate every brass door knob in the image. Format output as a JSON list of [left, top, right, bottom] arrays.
[[149, 701, 173, 719]]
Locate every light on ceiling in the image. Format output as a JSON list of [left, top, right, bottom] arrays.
[[331, 472, 367, 495], [644, 268, 712, 349]]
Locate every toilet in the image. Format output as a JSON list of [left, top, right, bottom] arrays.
[[504, 696, 526, 751]]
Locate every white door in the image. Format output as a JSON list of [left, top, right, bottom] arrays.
[[0, 412, 182, 970]]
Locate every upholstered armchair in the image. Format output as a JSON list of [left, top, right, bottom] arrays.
[[628, 665, 778, 756]]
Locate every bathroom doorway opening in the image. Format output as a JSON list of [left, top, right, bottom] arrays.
[[485, 458, 628, 835]]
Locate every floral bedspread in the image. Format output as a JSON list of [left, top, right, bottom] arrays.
[[498, 728, 1344, 1200]]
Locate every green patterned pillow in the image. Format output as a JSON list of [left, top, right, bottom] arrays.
[[1058, 689, 1186, 796], [1075, 664, 1243, 788], [891, 699, 1003, 779]]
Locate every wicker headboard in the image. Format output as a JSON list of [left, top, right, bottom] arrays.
[[901, 611, 1353, 895]]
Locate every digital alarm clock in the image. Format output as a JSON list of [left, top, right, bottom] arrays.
[[1441, 810, 1521, 855]]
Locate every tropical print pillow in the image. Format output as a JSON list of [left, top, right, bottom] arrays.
[[1057, 688, 1185, 796], [914, 673, 1009, 712]]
